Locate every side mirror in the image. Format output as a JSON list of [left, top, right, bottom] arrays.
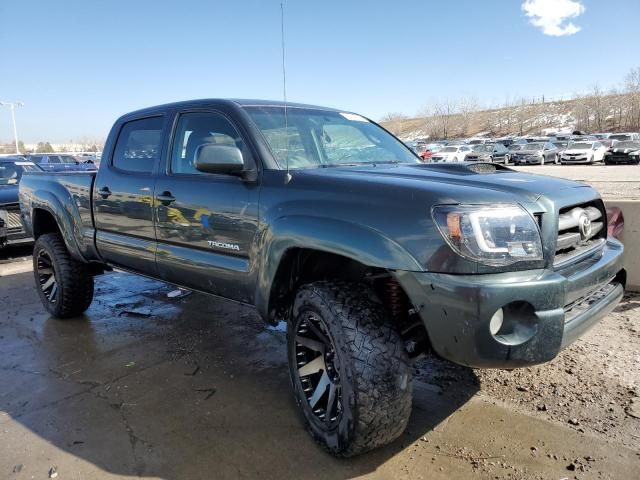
[[194, 144, 244, 175]]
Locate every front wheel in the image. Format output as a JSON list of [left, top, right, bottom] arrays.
[[288, 281, 413, 457], [554, 154, 560, 164], [33, 233, 94, 318], [504, 154, 510, 165], [540, 156, 545, 165]]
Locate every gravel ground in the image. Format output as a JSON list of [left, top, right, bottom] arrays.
[[416, 292, 640, 451], [511, 164, 640, 200]]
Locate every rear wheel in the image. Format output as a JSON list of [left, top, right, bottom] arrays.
[[33, 233, 94, 318], [540, 156, 545, 165], [504, 154, 510, 165], [554, 154, 560, 164], [288, 281, 412, 457]]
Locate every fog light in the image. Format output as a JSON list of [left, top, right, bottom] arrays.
[[489, 308, 504, 335], [490, 301, 539, 346]]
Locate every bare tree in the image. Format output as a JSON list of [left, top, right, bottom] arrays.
[[457, 96, 480, 137], [587, 84, 605, 131], [624, 67, 640, 130]]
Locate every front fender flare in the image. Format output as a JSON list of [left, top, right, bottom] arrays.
[[254, 215, 423, 320]]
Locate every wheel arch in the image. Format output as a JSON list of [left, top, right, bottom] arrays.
[[255, 215, 423, 322], [29, 196, 85, 262]]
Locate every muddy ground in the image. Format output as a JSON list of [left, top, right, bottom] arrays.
[[1, 246, 639, 479]]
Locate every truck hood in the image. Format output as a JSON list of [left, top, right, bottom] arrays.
[[0, 185, 19, 206], [299, 162, 585, 201]]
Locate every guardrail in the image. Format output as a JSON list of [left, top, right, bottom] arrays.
[[604, 199, 639, 292]]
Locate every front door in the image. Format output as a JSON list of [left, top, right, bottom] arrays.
[[154, 110, 260, 303]]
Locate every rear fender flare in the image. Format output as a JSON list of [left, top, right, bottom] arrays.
[[30, 190, 85, 262]]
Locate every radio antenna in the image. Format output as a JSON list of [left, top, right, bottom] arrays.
[[280, 2, 292, 183]]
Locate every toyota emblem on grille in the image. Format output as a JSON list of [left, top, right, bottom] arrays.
[[579, 213, 592, 239]]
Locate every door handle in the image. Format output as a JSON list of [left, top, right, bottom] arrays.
[[156, 191, 176, 206], [98, 187, 112, 199]]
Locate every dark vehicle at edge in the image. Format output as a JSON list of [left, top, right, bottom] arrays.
[[1, 157, 41, 247], [18, 99, 625, 457], [603, 141, 640, 165]]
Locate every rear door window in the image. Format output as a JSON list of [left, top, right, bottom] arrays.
[[112, 116, 164, 173]]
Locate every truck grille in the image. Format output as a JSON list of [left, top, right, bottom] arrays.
[[563, 280, 618, 324], [554, 201, 606, 266]]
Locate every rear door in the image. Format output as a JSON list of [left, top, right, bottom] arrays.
[[153, 109, 260, 303], [93, 115, 169, 275]]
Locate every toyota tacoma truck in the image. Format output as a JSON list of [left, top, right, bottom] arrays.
[[19, 99, 625, 456]]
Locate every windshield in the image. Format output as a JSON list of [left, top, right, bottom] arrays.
[[509, 144, 524, 151], [0, 162, 26, 185], [524, 143, 544, 150], [440, 146, 458, 153], [243, 107, 418, 168], [569, 142, 593, 149], [553, 142, 567, 148], [609, 134, 632, 141], [59, 155, 78, 164], [616, 141, 640, 149]]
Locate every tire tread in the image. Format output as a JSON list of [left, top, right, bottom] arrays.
[[33, 233, 94, 318], [292, 281, 412, 457]]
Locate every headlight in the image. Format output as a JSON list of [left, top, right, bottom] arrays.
[[432, 205, 543, 266]]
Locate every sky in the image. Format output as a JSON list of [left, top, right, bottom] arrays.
[[0, 0, 638, 143]]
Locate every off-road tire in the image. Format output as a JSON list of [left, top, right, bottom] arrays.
[[288, 281, 413, 457], [33, 233, 94, 318]]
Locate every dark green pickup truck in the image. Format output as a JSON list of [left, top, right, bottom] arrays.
[[19, 99, 625, 456]]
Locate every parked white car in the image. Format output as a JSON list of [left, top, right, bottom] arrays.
[[430, 145, 473, 162], [560, 141, 607, 164]]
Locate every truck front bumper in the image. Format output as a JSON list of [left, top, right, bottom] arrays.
[[396, 239, 625, 368]]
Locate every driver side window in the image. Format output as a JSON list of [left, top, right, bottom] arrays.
[[171, 112, 243, 175]]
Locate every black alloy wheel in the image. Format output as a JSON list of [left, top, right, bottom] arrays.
[[36, 248, 58, 303], [293, 311, 342, 427]]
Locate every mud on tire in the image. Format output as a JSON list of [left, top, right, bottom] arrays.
[[33, 233, 94, 318], [287, 281, 413, 457]]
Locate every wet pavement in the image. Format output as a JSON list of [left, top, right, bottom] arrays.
[[1, 245, 639, 479]]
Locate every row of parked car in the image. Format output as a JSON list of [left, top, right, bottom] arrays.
[[406, 132, 640, 166]]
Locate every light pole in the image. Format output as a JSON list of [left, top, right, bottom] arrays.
[[0, 101, 24, 154]]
